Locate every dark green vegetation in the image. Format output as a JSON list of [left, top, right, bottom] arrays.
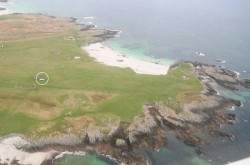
[[0, 15, 203, 137], [0, 14, 21, 20]]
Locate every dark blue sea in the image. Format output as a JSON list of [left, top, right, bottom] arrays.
[[3, 0, 250, 164]]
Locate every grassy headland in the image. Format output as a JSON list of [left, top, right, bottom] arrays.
[[0, 14, 203, 137]]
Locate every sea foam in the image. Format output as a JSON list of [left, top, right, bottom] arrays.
[[84, 16, 95, 20]]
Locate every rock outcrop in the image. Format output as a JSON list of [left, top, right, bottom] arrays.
[[0, 7, 6, 11], [192, 61, 250, 90], [128, 106, 157, 144]]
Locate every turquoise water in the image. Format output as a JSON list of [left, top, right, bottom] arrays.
[[4, 0, 250, 164], [6, 1, 37, 13], [109, 39, 175, 65], [54, 154, 116, 165]]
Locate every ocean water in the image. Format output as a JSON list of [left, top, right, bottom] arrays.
[[4, 0, 250, 164], [7, 0, 250, 73]]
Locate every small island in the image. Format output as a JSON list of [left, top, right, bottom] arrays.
[[0, 14, 249, 165]]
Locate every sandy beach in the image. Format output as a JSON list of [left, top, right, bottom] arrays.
[[84, 43, 170, 75], [0, 2, 11, 16]]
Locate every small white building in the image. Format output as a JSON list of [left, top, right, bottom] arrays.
[[74, 56, 81, 60]]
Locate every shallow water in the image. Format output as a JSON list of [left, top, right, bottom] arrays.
[[4, 0, 250, 164], [54, 154, 118, 165], [146, 131, 211, 165]]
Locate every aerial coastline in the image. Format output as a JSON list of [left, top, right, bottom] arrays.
[[0, 12, 250, 165]]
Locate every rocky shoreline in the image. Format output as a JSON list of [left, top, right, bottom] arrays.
[[1, 14, 250, 165], [6, 61, 248, 165]]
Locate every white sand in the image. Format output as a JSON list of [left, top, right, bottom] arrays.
[[84, 43, 170, 75], [0, 2, 11, 16], [227, 157, 250, 165], [0, 136, 56, 165], [55, 151, 86, 160]]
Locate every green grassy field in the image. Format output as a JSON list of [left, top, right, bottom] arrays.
[[0, 16, 203, 137], [0, 14, 22, 20]]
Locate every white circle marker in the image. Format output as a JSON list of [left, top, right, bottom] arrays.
[[36, 72, 49, 86]]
